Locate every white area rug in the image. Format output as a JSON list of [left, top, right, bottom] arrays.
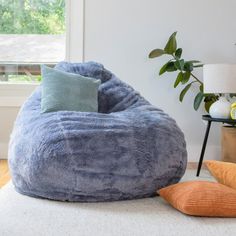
[[0, 169, 235, 236]]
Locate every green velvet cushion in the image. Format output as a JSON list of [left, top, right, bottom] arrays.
[[41, 65, 101, 113]]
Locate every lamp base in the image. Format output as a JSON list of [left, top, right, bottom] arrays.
[[209, 97, 231, 119]]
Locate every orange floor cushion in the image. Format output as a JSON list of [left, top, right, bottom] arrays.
[[205, 160, 236, 190], [159, 181, 236, 217]]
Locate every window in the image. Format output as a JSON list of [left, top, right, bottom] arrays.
[[0, 0, 66, 83]]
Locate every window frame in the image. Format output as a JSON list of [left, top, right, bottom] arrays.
[[0, 0, 85, 105], [66, 0, 85, 62]]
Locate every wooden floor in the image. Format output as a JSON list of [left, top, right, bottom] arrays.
[[0, 160, 11, 188]]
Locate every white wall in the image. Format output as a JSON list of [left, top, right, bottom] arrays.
[[84, 0, 236, 161], [1, 0, 236, 161]]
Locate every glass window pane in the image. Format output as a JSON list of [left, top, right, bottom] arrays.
[[0, 0, 66, 83]]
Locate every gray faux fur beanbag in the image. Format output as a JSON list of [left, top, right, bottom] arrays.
[[9, 61, 187, 202]]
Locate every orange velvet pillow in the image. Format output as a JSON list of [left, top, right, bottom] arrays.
[[159, 181, 236, 217], [205, 160, 236, 190]]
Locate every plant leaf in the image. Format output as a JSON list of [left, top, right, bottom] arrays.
[[184, 61, 194, 72], [204, 100, 215, 113], [194, 92, 204, 110], [159, 61, 177, 75], [203, 94, 219, 113], [179, 83, 192, 102], [174, 72, 183, 88], [159, 62, 169, 75], [181, 71, 191, 84], [193, 64, 204, 68], [188, 60, 201, 63], [166, 62, 177, 72], [149, 49, 165, 58], [204, 94, 218, 102], [175, 48, 182, 59], [164, 32, 177, 54], [174, 59, 185, 71]]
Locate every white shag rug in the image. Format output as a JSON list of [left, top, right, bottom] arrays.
[[0, 169, 235, 236]]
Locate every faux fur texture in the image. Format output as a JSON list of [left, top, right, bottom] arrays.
[[9, 62, 187, 202]]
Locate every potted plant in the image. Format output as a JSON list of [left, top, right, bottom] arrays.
[[149, 32, 236, 164], [148, 32, 219, 112]]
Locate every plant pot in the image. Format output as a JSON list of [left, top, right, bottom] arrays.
[[221, 126, 236, 163]]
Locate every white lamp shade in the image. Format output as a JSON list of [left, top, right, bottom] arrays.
[[203, 64, 236, 93]]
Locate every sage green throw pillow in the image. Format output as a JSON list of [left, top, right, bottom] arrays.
[[41, 65, 101, 113]]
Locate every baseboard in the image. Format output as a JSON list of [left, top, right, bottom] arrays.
[[187, 144, 221, 162], [187, 162, 207, 169]]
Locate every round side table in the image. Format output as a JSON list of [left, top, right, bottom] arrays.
[[197, 115, 236, 176]]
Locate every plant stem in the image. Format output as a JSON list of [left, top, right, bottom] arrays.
[[171, 54, 203, 85], [190, 73, 203, 85], [191, 81, 198, 84]]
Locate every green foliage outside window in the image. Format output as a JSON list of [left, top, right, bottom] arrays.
[[0, 0, 65, 34]]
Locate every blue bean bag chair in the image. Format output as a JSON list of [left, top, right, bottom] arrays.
[[9, 62, 187, 202]]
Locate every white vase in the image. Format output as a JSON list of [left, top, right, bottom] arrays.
[[209, 96, 231, 119]]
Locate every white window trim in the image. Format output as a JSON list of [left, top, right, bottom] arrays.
[[66, 0, 85, 62], [0, 0, 85, 107]]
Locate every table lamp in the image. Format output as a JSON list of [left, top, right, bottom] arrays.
[[203, 64, 236, 119]]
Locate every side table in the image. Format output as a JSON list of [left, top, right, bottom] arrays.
[[196, 115, 236, 176]]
